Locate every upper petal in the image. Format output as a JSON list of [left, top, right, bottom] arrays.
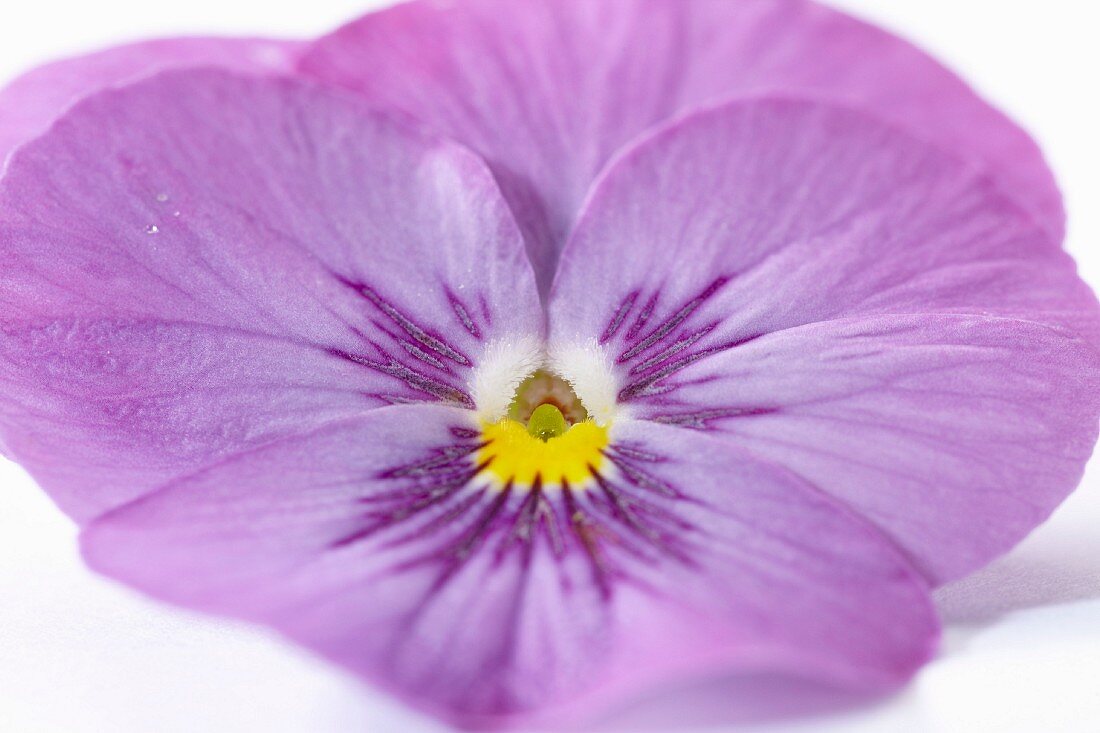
[[0, 37, 304, 168], [299, 0, 1063, 291], [548, 98, 1100, 585], [82, 405, 937, 728], [0, 69, 540, 521]]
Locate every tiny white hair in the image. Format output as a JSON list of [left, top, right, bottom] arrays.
[[547, 338, 621, 425], [470, 335, 544, 423]]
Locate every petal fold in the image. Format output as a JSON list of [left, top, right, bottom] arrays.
[[0, 37, 303, 168], [299, 0, 1063, 290], [83, 406, 938, 728], [0, 69, 540, 521], [549, 98, 1100, 584]]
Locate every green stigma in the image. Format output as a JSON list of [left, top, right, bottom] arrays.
[[527, 403, 568, 441]]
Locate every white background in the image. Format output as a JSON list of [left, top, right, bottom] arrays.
[[1, 1, 1097, 731]]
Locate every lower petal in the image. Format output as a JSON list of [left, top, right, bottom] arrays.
[[83, 405, 938, 727]]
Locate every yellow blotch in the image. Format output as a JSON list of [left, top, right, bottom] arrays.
[[478, 418, 609, 488]]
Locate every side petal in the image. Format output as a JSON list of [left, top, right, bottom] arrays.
[[0, 69, 540, 521], [0, 37, 303, 168], [299, 0, 1063, 290], [549, 99, 1100, 585], [643, 315, 1100, 585], [82, 406, 938, 728]]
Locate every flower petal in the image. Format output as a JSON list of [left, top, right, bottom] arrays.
[[0, 37, 303, 168], [549, 98, 1100, 585], [0, 69, 540, 521], [643, 315, 1100, 584], [299, 0, 1063, 291], [82, 406, 938, 728]]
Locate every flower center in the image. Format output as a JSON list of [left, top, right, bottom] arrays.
[[507, 370, 588, 424], [478, 371, 609, 488]]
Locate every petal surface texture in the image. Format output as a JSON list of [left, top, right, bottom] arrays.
[[299, 0, 1063, 291], [0, 37, 304, 167], [550, 99, 1100, 586], [83, 406, 938, 728], [0, 70, 540, 521]]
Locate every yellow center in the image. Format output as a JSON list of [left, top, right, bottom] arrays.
[[478, 413, 610, 488]]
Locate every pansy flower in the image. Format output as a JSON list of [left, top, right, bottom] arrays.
[[1, 0, 1098, 728]]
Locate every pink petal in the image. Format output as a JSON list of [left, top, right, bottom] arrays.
[[646, 315, 1100, 584], [82, 406, 938, 728], [0, 36, 304, 168], [299, 0, 1063, 291], [550, 98, 1100, 585], [0, 70, 539, 521]]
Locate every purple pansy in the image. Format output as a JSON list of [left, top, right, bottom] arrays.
[[1, 0, 1098, 729]]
